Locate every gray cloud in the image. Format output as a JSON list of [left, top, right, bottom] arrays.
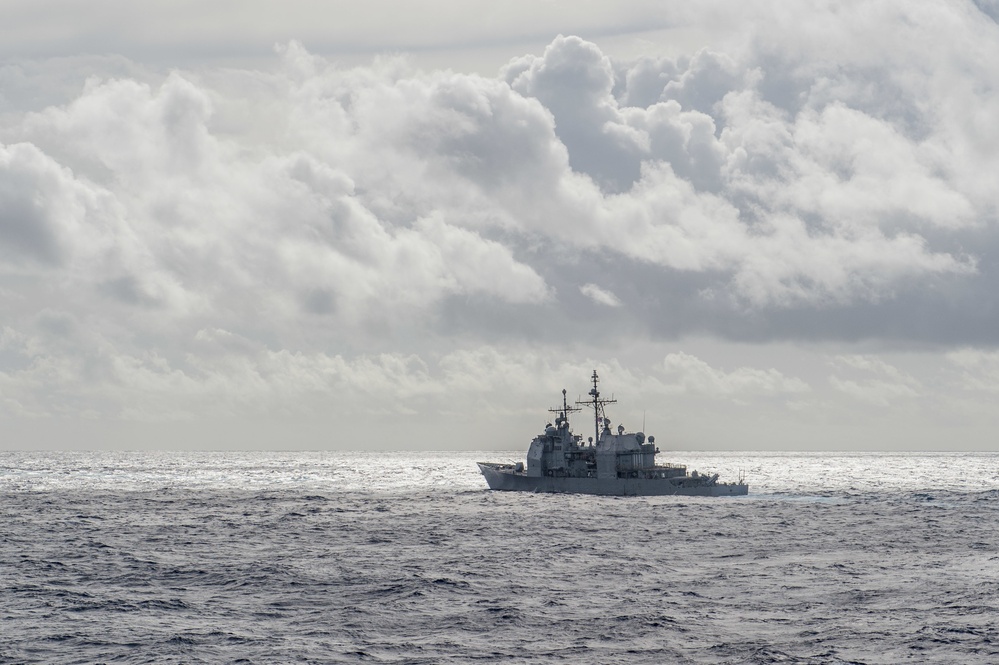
[[0, 143, 73, 266], [2, 2, 999, 447], [2, 28, 992, 344], [505, 35, 647, 192]]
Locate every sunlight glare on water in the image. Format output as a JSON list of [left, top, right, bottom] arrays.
[[3, 450, 999, 664], [4, 450, 997, 495]]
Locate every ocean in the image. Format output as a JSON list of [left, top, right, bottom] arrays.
[[2, 450, 998, 664]]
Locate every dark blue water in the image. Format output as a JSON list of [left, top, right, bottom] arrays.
[[2, 451, 998, 664]]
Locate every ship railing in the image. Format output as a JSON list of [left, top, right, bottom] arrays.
[[628, 464, 687, 471]]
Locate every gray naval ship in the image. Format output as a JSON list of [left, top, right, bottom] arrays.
[[478, 370, 748, 496]]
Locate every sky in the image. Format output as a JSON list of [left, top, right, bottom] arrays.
[[2, 0, 999, 451]]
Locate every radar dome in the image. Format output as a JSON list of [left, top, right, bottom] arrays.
[[635, 432, 645, 443]]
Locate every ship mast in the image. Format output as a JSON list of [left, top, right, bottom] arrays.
[[576, 369, 616, 445], [548, 388, 581, 427]]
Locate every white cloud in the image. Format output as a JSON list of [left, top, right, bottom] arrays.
[[828, 354, 922, 406], [2, 4, 999, 448], [948, 348, 999, 393], [580, 283, 622, 307], [495, 33, 979, 307], [0, 323, 444, 421], [828, 376, 920, 407], [5, 30, 990, 327], [661, 352, 810, 398], [831, 354, 917, 381], [5, 62, 558, 335]]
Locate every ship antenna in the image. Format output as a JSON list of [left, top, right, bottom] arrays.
[[591, 370, 600, 445], [576, 369, 616, 445], [548, 387, 581, 427]]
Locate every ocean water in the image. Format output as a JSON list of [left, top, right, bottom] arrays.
[[2, 450, 998, 664]]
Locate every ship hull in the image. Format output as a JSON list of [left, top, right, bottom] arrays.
[[477, 463, 748, 497]]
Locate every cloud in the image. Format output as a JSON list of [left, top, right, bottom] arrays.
[[580, 283, 622, 307], [0, 322, 443, 421], [2, 6, 999, 446], [828, 376, 920, 407], [5, 29, 992, 330], [948, 348, 999, 393], [505, 35, 646, 192], [0, 1, 677, 67], [661, 49, 744, 116], [0, 330, 815, 427], [828, 354, 921, 406], [6, 62, 556, 336], [495, 31, 980, 310], [661, 352, 810, 398], [0, 142, 72, 266], [0, 326, 637, 423]]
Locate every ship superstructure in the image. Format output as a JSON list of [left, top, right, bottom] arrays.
[[478, 371, 748, 496]]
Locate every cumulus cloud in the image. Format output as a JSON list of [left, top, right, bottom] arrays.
[[5, 62, 556, 333], [0, 142, 77, 266], [4, 28, 993, 333], [496, 31, 980, 309], [2, 4, 999, 445]]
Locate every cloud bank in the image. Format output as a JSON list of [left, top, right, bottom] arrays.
[[1, 0, 998, 446]]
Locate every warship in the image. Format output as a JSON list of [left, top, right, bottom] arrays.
[[478, 370, 748, 496]]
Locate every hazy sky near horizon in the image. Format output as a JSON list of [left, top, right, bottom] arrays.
[[2, 0, 999, 451]]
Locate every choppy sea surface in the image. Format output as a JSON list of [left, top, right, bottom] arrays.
[[2, 450, 998, 664]]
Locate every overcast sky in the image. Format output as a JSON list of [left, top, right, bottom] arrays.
[[2, 0, 999, 451]]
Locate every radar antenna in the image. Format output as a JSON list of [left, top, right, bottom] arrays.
[[576, 370, 616, 445], [548, 388, 581, 428]]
